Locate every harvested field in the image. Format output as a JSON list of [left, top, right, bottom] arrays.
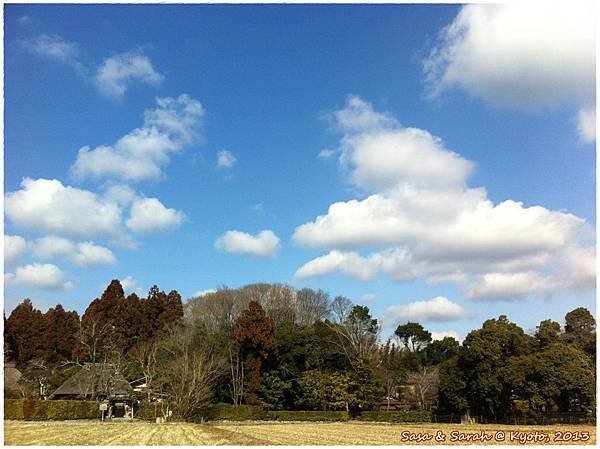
[[4, 420, 596, 445]]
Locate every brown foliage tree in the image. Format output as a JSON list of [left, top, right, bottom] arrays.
[[39, 304, 80, 363], [5, 300, 45, 365], [234, 300, 277, 405]]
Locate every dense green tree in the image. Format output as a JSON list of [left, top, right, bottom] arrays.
[[378, 340, 407, 402], [347, 359, 384, 413], [394, 322, 432, 352], [424, 336, 459, 365], [459, 315, 532, 420], [504, 342, 595, 414], [564, 307, 596, 360], [437, 356, 468, 414], [297, 370, 352, 411], [535, 319, 561, 349]]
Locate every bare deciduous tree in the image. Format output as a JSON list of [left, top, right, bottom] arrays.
[[330, 296, 353, 324], [155, 328, 221, 419], [295, 288, 331, 325], [229, 346, 244, 405], [406, 365, 440, 410]]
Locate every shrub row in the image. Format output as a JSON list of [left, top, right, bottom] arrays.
[[195, 404, 431, 423], [360, 410, 433, 423], [5, 399, 433, 423], [266, 410, 349, 422], [191, 403, 265, 422], [4, 399, 98, 420]]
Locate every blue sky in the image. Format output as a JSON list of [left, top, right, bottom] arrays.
[[4, 3, 596, 341]]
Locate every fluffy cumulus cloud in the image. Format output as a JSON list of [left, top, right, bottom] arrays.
[[215, 230, 280, 258], [126, 198, 185, 233], [384, 296, 469, 324], [96, 51, 164, 98], [32, 236, 116, 267], [294, 250, 381, 282], [424, 2, 596, 141], [21, 34, 79, 65], [5, 178, 185, 243], [5, 235, 27, 266], [423, 2, 595, 109], [5, 263, 73, 291], [5, 178, 123, 239], [217, 150, 237, 168], [293, 96, 595, 301], [71, 94, 204, 182]]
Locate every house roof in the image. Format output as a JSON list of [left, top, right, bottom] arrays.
[[4, 362, 22, 392], [49, 363, 132, 399]]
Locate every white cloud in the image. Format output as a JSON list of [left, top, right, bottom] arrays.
[[5, 235, 27, 266], [318, 148, 337, 159], [5, 178, 183, 246], [293, 96, 595, 301], [215, 230, 280, 258], [330, 95, 399, 133], [21, 34, 79, 65], [217, 150, 237, 168], [466, 272, 545, 301], [424, 2, 595, 109], [191, 289, 217, 298], [103, 184, 137, 206], [341, 129, 473, 194], [5, 263, 73, 291], [95, 51, 164, 98], [385, 296, 468, 324], [431, 331, 461, 342], [5, 178, 123, 239], [121, 276, 143, 296], [294, 250, 380, 282], [71, 94, 204, 182], [31, 236, 116, 267], [577, 106, 596, 143], [126, 197, 185, 233], [359, 293, 376, 303]]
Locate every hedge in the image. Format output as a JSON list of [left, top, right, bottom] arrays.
[[135, 401, 159, 420], [191, 403, 265, 422], [266, 410, 349, 422], [4, 399, 98, 420], [360, 410, 432, 423]]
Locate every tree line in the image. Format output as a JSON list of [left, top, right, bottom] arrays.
[[4, 280, 596, 421]]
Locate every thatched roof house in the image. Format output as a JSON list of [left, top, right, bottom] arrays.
[[4, 361, 23, 394], [49, 363, 133, 400]]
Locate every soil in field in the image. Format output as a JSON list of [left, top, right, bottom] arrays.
[[3, 420, 596, 445]]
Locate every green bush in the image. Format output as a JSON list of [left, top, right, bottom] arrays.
[[4, 399, 98, 420], [135, 401, 159, 420], [266, 410, 349, 422], [4, 399, 25, 420], [359, 410, 432, 423], [192, 403, 265, 422]]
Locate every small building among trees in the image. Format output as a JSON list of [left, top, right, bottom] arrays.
[[4, 361, 23, 398], [49, 363, 136, 418]]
